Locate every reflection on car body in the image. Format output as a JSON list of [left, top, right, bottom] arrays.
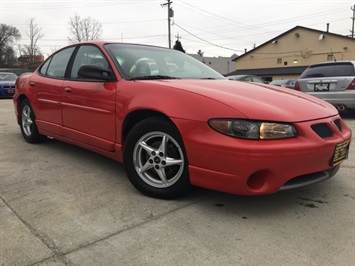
[[13, 41, 352, 199]]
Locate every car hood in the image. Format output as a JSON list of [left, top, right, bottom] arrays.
[[142, 79, 337, 122]]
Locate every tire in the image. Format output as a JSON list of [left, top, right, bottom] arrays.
[[123, 117, 190, 199], [20, 99, 46, 143]]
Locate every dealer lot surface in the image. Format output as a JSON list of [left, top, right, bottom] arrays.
[[0, 99, 354, 266]]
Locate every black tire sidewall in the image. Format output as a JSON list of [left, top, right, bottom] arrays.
[[123, 117, 190, 199]]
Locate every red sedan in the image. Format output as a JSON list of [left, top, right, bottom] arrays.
[[13, 41, 352, 199]]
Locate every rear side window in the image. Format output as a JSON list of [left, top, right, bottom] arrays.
[[40, 47, 75, 78], [300, 63, 355, 78]]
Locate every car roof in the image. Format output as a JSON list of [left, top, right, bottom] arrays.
[[308, 61, 355, 68], [0, 72, 17, 74], [66, 41, 174, 51]]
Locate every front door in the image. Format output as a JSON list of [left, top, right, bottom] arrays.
[[61, 45, 116, 151]]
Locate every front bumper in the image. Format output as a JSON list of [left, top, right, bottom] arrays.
[[279, 165, 339, 191], [173, 115, 351, 195]]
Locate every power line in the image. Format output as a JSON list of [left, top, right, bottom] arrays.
[[171, 3, 351, 53], [2, 0, 161, 10], [174, 22, 244, 53], [176, 1, 348, 33], [10, 19, 165, 27]]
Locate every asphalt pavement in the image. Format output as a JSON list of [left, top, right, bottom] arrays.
[[0, 98, 354, 266]]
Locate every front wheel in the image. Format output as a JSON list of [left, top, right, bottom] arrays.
[[123, 117, 190, 199], [20, 99, 45, 143]]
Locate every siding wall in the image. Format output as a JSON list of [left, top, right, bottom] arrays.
[[235, 27, 355, 77]]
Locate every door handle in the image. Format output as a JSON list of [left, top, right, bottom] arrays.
[[64, 87, 72, 93], [29, 82, 36, 87]]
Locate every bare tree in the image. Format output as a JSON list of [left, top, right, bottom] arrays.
[[0, 24, 21, 67], [49, 47, 58, 55], [23, 18, 44, 65], [68, 13, 103, 43]]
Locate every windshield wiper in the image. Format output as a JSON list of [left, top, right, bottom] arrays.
[[128, 75, 180, 81]]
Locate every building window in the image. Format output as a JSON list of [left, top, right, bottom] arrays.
[[284, 61, 288, 66], [327, 54, 334, 61], [277, 58, 282, 64], [293, 59, 298, 64]]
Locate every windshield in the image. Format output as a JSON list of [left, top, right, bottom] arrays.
[[105, 43, 225, 80], [0, 73, 18, 81]]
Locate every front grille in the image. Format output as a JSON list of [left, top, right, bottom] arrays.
[[333, 119, 342, 131], [311, 123, 333, 138]]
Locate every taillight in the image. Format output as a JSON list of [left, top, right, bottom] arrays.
[[294, 81, 301, 91], [346, 78, 355, 90]]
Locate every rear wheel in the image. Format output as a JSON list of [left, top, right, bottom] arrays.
[[20, 99, 45, 143], [123, 117, 190, 199]]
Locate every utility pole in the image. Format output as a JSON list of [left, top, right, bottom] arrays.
[[351, 5, 355, 38], [161, 0, 174, 48]]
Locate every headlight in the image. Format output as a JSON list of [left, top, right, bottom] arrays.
[[209, 119, 297, 140]]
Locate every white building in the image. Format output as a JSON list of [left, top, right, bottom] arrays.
[[189, 54, 237, 76]]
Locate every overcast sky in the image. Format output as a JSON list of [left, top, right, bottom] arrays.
[[1, 0, 354, 58]]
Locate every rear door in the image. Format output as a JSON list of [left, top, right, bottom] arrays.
[[32, 46, 76, 134]]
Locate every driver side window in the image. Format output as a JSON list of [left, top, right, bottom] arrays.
[[70, 45, 109, 80]]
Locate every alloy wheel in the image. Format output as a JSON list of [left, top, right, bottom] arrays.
[[133, 131, 184, 188]]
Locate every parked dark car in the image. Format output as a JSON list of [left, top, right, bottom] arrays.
[[295, 61, 355, 113], [227, 74, 267, 84], [0, 72, 17, 98]]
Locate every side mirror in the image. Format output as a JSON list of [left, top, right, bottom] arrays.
[[78, 65, 112, 81]]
